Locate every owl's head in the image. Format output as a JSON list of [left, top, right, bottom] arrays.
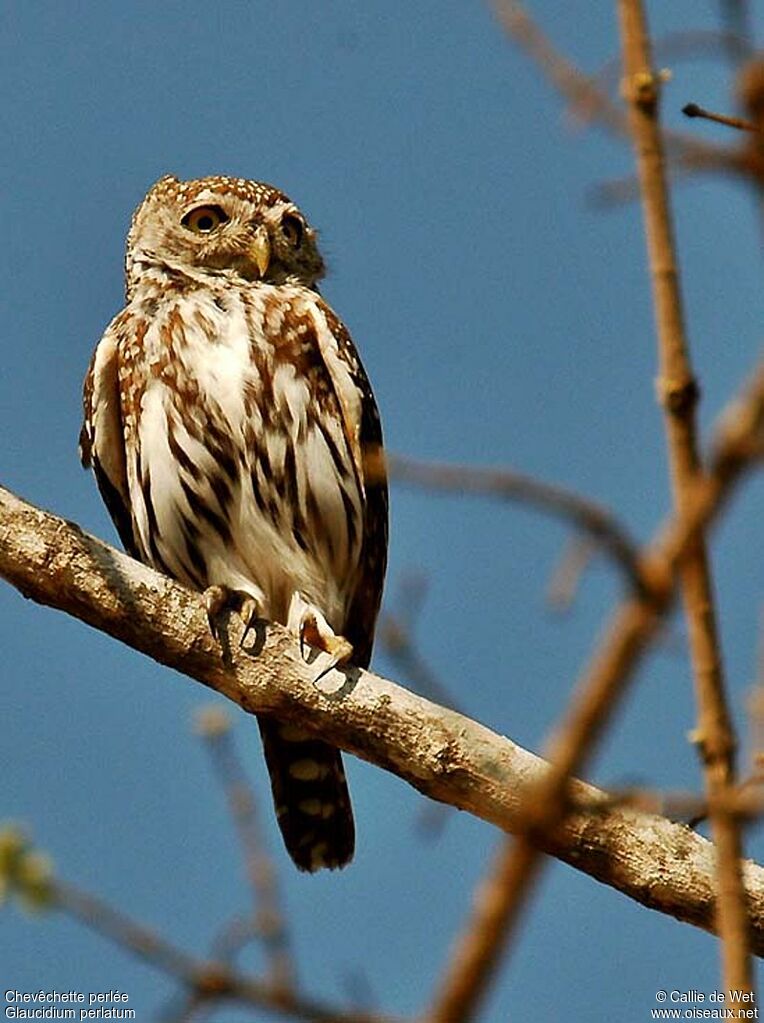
[[125, 174, 326, 296]]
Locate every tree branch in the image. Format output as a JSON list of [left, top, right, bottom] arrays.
[[196, 708, 295, 991], [387, 455, 645, 594], [55, 879, 391, 1023], [620, 0, 753, 999], [491, 0, 729, 165], [424, 355, 764, 1023], [2, 479, 764, 965]]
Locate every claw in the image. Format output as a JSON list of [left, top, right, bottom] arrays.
[[203, 585, 260, 647], [299, 609, 353, 682], [239, 595, 259, 648], [204, 585, 229, 642]]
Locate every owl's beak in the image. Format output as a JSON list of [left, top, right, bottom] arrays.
[[249, 229, 271, 278]]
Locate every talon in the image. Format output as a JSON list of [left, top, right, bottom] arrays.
[[313, 635, 354, 684], [204, 585, 229, 641], [298, 607, 353, 679], [204, 585, 261, 647], [299, 612, 322, 662], [239, 595, 259, 648], [325, 634, 354, 667]]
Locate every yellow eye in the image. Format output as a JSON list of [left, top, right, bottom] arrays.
[[182, 205, 228, 234], [281, 213, 304, 247]]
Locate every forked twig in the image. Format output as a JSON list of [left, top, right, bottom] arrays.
[[196, 707, 295, 991], [54, 880, 395, 1022], [491, 0, 729, 166], [493, 0, 764, 207]]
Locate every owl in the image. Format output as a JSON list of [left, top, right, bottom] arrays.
[[80, 175, 388, 872]]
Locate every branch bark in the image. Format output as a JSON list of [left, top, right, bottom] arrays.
[[2, 480, 764, 963]]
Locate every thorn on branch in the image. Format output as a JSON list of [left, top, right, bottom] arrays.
[[683, 102, 761, 133]]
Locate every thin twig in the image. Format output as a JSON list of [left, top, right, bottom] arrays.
[[56, 880, 203, 985], [53, 880, 395, 1023], [591, 145, 764, 207], [620, 0, 753, 1002], [743, 612, 764, 829], [546, 534, 599, 610], [209, 915, 267, 964], [491, 0, 728, 165], [683, 102, 760, 133], [491, 0, 625, 132], [594, 30, 752, 91], [196, 708, 295, 990], [388, 454, 645, 594], [590, 161, 721, 207]]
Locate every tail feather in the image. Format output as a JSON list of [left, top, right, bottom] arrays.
[[257, 717, 354, 872]]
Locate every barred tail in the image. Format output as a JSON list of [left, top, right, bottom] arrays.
[[257, 717, 354, 872]]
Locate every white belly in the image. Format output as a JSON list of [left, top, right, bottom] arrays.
[[126, 290, 363, 629]]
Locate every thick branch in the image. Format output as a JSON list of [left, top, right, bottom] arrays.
[[2, 486, 764, 958]]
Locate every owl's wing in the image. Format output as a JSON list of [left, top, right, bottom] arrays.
[[79, 317, 140, 559], [314, 303, 388, 669], [344, 367, 388, 669]]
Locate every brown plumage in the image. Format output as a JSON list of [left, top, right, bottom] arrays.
[[80, 175, 388, 871]]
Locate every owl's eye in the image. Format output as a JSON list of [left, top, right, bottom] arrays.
[[182, 205, 229, 234], [281, 213, 304, 248]]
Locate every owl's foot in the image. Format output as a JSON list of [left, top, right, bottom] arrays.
[[292, 602, 353, 682], [300, 612, 353, 666], [204, 585, 260, 646]]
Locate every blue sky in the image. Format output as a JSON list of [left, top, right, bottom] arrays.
[[2, 2, 763, 1019]]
